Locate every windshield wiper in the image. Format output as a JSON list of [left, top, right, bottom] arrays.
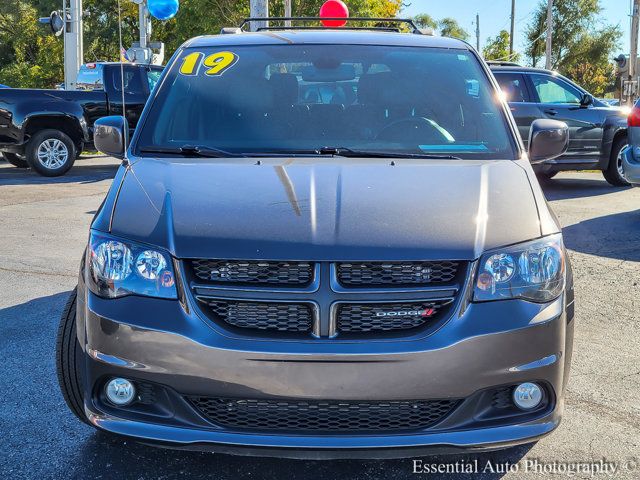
[[317, 146, 461, 160], [139, 145, 460, 159], [139, 145, 246, 158]]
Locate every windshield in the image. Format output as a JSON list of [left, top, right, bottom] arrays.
[[135, 44, 516, 159]]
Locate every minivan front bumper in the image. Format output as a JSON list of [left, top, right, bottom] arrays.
[[87, 409, 563, 459], [76, 270, 574, 458]]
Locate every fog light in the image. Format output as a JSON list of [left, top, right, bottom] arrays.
[[513, 382, 543, 410], [105, 378, 136, 406]]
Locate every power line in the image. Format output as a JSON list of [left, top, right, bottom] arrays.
[[488, 50, 522, 62]]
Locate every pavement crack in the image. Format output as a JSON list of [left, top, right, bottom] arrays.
[[0, 266, 76, 278], [0, 192, 107, 208]]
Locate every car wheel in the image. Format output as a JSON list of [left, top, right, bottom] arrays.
[[56, 287, 90, 425], [602, 136, 630, 186], [25, 129, 76, 177], [3, 152, 29, 168]]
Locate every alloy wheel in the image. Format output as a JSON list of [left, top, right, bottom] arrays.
[[37, 139, 69, 169], [617, 144, 628, 178]]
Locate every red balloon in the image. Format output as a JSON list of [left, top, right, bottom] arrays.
[[319, 0, 349, 27]]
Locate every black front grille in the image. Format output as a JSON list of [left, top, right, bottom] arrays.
[[337, 261, 460, 287], [197, 298, 313, 333], [135, 382, 158, 405], [188, 397, 459, 432], [336, 299, 453, 333], [191, 260, 313, 286], [491, 386, 515, 409]]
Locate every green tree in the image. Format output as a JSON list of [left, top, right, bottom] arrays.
[[276, 0, 403, 28], [438, 17, 469, 41], [524, 0, 620, 95], [412, 14, 468, 40], [0, 0, 404, 88], [483, 30, 520, 62], [0, 1, 63, 88], [413, 13, 437, 30]]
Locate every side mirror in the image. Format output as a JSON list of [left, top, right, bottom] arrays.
[[94, 116, 126, 158], [579, 93, 594, 108], [528, 119, 569, 163]]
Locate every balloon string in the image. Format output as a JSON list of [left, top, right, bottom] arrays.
[[117, 0, 128, 161]]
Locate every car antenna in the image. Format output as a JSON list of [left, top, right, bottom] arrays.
[[117, 0, 130, 167]]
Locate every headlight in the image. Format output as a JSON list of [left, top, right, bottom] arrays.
[[87, 231, 177, 299], [474, 233, 565, 303]]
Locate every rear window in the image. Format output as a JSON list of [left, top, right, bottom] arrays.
[[112, 67, 145, 95], [135, 45, 516, 159], [77, 64, 104, 91]]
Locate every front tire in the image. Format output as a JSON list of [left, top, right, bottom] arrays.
[[3, 152, 29, 168], [26, 129, 76, 177], [602, 135, 630, 186], [55, 287, 90, 425]]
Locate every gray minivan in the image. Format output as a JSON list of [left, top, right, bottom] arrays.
[[56, 20, 575, 458]]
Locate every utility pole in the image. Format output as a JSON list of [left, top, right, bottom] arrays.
[[545, 0, 553, 70], [250, 0, 269, 31], [629, 0, 640, 105], [284, 0, 292, 27], [509, 0, 516, 57], [475, 13, 480, 52], [63, 0, 83, 90], [127, 1, 165, 65], [138, 2, 150, 50]]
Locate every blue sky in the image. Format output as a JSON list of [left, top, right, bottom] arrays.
[[400, 0, 630, 58]]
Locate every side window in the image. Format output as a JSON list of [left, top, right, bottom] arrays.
[[530, 74, 581, 104], [494, 73, 529, 103], [146, 69, 162, 92], [112, 68, 144, 95]]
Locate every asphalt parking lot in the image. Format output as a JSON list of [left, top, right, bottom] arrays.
[[0, 156, 639, 479]]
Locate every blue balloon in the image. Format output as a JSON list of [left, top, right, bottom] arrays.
[[148, 0, 179, 21]]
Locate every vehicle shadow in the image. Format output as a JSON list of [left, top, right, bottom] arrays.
[[540, 175, 633, 200], [560, 209, 640, 262], [1, 292, 533, 480], [540, 176, 632, 201], [67, 431, 533, 480], [0, 155, 119, 186]]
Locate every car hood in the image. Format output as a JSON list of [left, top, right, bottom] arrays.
[[109, 157, 543, 261]]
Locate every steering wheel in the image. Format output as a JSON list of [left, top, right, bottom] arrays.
[[375, 116, 450, 143]]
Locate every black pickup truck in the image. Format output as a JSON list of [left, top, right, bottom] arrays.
[[0, 62, 162, 176]]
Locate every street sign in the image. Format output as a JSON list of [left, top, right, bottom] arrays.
[[623, 80, 638, 98]]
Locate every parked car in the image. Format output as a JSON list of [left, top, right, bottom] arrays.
[[490, 65, 629, 185], [0, 62, 162, 176], [56, 20, 575, 458], [621, 99, 640, 185]]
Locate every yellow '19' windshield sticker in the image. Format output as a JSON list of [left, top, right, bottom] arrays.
[[179, 51, 238, 77]]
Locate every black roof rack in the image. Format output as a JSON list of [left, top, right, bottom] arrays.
[[238, 17, 424, 34]]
